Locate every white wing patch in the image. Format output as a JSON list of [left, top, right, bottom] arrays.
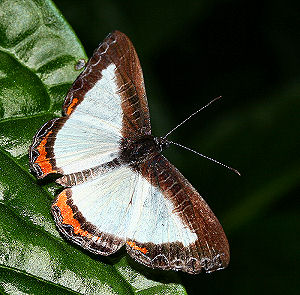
[[69, 165, 197, 246], [54, 64, 123, 174], [70, 165, 138, 238], [128, 173, 198, 246], [80, 63, 122, 132]]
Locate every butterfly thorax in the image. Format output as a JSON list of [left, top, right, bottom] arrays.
[[120, 135, 169, 166]]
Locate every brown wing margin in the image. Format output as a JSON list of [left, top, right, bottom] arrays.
[[62, 31, 151, 138], [29, 31, 151, 179], [51, 189, 125, 255], [126, 155, 230, 274], [29, 117, 66, 178]]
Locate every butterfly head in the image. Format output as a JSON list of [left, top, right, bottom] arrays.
[[120, 135, 170, 166], [154, 136, 170, 152]]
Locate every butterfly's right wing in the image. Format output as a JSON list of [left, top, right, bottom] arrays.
[[29, 31, 151, 179], [125, 155, 230, 274]]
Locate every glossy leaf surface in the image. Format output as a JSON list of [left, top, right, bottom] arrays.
[[0, 1, 187, 294]]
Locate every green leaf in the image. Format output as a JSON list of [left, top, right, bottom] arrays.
[[0, 1, 187, 294]]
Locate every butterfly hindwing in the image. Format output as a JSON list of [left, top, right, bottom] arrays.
[[51, 164, 139, 255], [51, 155, 229, 273], [126, 155, 230, 274]]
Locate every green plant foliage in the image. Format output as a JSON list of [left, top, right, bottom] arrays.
[[0, 1, 187, 294], [53, 1, 299, 294]]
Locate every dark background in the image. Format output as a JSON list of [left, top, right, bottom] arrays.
[[54, 1, 299, 294]]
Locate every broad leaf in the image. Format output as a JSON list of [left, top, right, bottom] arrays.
[[0, 0, 187, 294]]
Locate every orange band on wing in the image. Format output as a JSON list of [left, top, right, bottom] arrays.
[[66, 98, 79, 115], [127, 240, 148, 254], [36, 131, 57, 175], [53, 190, 93, 238]]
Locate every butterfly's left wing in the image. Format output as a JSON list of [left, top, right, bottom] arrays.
[[29, 31, 151, 179], [50, 153, 229, 273], [62, 30, 151, 139], [51, 164, 139, 255], [126, 155, 230, 274]]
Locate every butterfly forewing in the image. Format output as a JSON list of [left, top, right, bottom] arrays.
[[63, 31, 151, 137], [29, 31, 150, 179], [29, 31, 230, 274]]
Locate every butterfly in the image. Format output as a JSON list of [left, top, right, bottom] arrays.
[[29, 31, 230, 274]]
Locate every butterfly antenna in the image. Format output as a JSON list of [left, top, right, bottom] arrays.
[[163, 96, 222, 139], [168, 140, 241, 176]]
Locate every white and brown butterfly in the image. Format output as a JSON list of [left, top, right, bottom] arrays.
[[29, 31, 230, 274]]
